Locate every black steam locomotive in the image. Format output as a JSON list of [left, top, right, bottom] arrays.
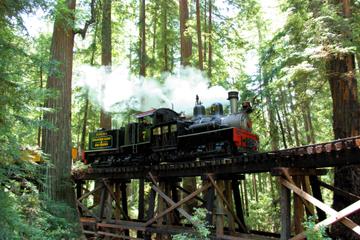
[[83, 91, 259, 166]]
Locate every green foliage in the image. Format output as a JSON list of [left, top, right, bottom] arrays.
[[244, 179, 280, 232], [303, 216, 331, 240], [172, 208, 212, 240], [0, 1, 82, 239], [0, 161, 81, 240], [0, 0, 47, 26]]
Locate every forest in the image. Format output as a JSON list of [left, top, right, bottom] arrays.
[[1, 0, 360, 239]]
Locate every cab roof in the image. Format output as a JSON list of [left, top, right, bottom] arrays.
[[135, 109, 157, 118]]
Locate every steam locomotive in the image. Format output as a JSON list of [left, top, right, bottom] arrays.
[[83, 91, 259, 166]]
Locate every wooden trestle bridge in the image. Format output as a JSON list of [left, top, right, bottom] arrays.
[[73, 136, 360, 240]]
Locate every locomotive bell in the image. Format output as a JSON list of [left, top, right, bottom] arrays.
[[228, 91, 239, 114], [193, 95, 206, 118], [210, 103, 224, 116]]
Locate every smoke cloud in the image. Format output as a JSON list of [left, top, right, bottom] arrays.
[[74, 64, 228, 116]]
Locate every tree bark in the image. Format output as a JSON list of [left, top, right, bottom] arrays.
[[289, 92, 300, 146], [139, 0, 146, 76], [80, 22, 97, 152], [152, 4, 157, 72], [160, 0, 168, 71], [80, 92, 89, 152], [195, 0, 203, 70], [100, 0, 112, 129], [275, 106, 287, 149], [37, 65, 43, 147], [328, 1, 360, 239], [203, 0, 207, 65], [42, 0, 77, 212], [207, 0, 212, 78], [179, 0, 192, 66], [280, 92, 294, 147]]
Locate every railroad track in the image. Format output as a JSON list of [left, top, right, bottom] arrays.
[[72, 136, 360, 180]]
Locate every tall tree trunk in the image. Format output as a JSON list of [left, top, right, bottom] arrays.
[[42, 0, 77, 212], [288, 91, 300, 146], [161, 0, 168, 71], [328, 1, 360, 239], [302, 102, 312, 144], [305, 103, 315, 143], [195, 0, 203, 70], [275, 106, 287, 149], [139, 0, 146, 76], [179, 0, 192, 66], [252, 174, 258, 202], [203, 0, 207, 65], [37, 65, 43, 147], [266, 97, 279, 150], [80, 93, 89, 151], [80, 22, 97, 152], [207, 0, 212, 78], [100, 0, 112, 129], [152, 4, 157, 69], [179, 0, 196, 213], [280, 92, 294, 147]]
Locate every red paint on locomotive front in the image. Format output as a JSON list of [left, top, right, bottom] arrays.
[[232, 128, 259, 151]]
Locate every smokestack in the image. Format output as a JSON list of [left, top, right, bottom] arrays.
[[228, 91, 239, 114]]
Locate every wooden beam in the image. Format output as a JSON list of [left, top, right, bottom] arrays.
[[232, 179, 246, 232], [171, 182, 180, 224], [225, 180, 236, 233], [208, 174, 248, 233], [102, 180, 129, 220], [151, 184, 194, 224], [97, 231, 143, 240], [120, 182, 130, 237], [279, 168, 315, 215], [280, 178, 291, 240], [98, 186, 106, 220], [97, 222, 145, 231], [272, 168, 327, 176], [318, 179, 360, 202], [77, 199, 100, 221], [293, 176, 304, 234], [148, 172, 195, 225], [309, 176, 326, 221], [78, 183, 104, 201], [281, 178, 360, 234], [290, 200, 360, 240], [144, 182, 211, 227], [205, 182, 215, 225], [176, 185, 206, 204], [146, 189, 156, 220], [215, 180, 225, 237], [138, 179, 145, 221]]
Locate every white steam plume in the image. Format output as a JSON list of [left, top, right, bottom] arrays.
[[74, 64, 228, 116]]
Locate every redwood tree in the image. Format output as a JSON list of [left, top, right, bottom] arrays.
[[100, 0, 112, 129], [328, 0, 360, 238], [179, 0, 192, 66], [42, 0, 77, 208], [139, 0, 146, 76], [195, 0, 203, 70]]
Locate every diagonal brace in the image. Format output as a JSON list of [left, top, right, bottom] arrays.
[[145, 182, 212, 227], [102, 180, 130, 220], [207, 174, 248, 233], [148, 172, 195, 225], [291, 199, 360, 240], [281, 178, 360, 238], [78, 183, 104, 201]]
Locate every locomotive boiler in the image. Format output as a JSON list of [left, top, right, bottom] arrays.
[[83, 91, 259, 166]]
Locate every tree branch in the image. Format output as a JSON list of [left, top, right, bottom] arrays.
[[74, 0, 97, 39]]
